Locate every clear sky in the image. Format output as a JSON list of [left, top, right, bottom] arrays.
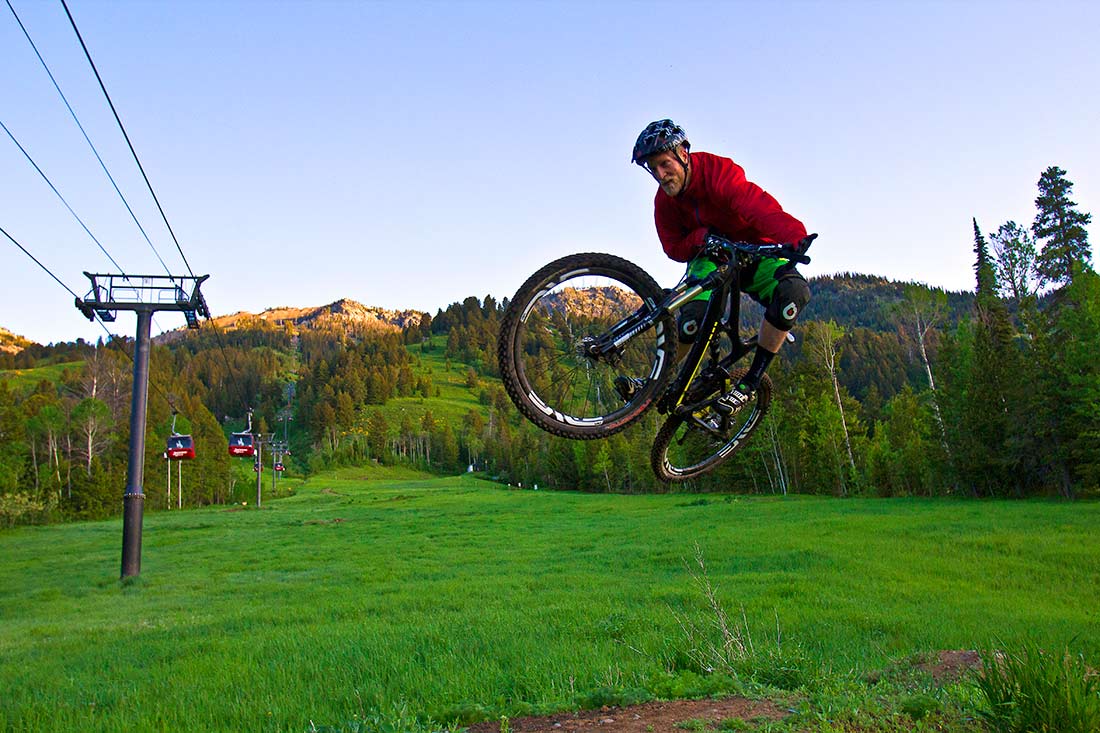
[[2, 0, 1097, 345]]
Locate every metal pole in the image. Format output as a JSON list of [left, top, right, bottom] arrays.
[[255, 438, 262, 508], [178, 459, 182, 509], [121, 309, 152, 578]]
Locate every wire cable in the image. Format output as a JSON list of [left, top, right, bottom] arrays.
[[1, 119, 129, 275], [56, 0, 238, 409], [1, 223, 81, 299], [6, 0, 179, 285], [205, 315, 253, 417], [1, 222, 125, 347], [2, 223, 190, 423], [10, 0, 207, 355], [22, 1, 245, 424], [60, 0, 196, 280]]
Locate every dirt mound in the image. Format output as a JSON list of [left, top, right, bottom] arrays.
[[465, 696, 789, 733], [918, 650, 983, 683]]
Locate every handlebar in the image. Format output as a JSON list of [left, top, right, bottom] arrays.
[[703, 233, 816, 265]]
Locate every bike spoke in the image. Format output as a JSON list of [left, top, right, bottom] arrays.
[[500, 252, 673, 440]]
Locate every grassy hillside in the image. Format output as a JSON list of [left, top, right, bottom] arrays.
[[0, 360, 83, 392], [2, 468, 1098, 731], [355, 337, 489, 438]]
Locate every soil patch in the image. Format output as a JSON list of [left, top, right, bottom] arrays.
[[465, 696, 789, 733], [918, 650, 983, 683]]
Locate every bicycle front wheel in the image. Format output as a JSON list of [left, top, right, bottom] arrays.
[[650, 370, 772, 481], [497, 252, 675, 440]]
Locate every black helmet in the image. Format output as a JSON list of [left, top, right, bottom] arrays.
[[632, 119, 689, 165]]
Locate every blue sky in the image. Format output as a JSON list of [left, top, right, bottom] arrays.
[[2, 0, 1097, 345]]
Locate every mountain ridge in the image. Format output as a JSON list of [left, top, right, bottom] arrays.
[[152, 298, 427, 344], [2, 274, 976, 352], [0, 326, 33, 355]]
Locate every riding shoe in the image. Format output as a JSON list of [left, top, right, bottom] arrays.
[[613, 375, 647, 402], [716, 383, 754, 414]]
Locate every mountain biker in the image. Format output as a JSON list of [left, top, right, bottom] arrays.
[[626, 118, 811, 410]]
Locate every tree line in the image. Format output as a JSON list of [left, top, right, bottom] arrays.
[[365, 166, 1097, 499], [0, 165, 1093, 526]]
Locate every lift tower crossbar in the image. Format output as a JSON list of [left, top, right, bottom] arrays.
[[75, 273, 211, 578]]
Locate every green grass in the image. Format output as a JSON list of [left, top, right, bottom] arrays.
[[975, 641, 1100, 732], [372, 338, 488, 430], [0, 361, 83, 392], [1, 471, 1098, 732]]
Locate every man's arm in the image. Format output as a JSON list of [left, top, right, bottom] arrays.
[[654, 196, 707, 263], [721, 164, 807, 245]]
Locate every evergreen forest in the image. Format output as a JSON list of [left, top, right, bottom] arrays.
[[1, 166, 1096, 527]]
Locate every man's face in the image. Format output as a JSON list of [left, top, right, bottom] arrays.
[[645, 147, 690, 197]]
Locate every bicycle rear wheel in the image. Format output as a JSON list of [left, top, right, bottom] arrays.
[[498, 252, 674, 440], [650, 370, 772, 481]]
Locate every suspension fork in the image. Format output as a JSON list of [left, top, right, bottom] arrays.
[[583, 277, 713, 361]]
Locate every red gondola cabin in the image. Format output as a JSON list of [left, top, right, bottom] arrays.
[[274, 462, 285, 472], [166, 434, 195, 460], [229, 432, 255, 457]]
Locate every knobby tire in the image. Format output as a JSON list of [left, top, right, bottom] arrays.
[[497, 252, 674, 440], [650, 370, 772, 481]]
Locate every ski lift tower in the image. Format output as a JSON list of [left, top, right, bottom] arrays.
[[76, 273, 210, 578]]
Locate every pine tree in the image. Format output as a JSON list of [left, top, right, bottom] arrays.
[[1033, 166, 1093, 287], [954, 221, 1023, 496], [1029, 270, 1100, 497], [973, 219, 1014, 344]]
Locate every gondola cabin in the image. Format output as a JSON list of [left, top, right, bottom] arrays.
[[228, 432, 255, 457], [274, 462, 285, 472], [166, 434, 195, 460]]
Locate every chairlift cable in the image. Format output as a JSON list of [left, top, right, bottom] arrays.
[[1, 223, 81, 299], [6, 0, 174, 285], [54, 0, 249, 421], [4, 3, 176, 286], [1, 116, 163, 346], [1, 224, 191, 426], [0, 119, 129, 276], [59, 0, 197, 281]]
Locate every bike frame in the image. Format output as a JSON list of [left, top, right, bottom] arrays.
[[586, 244, 772, 417]]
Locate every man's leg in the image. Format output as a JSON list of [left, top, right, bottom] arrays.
[[738, 319, 786, 391], [734, 271, 810, 395]]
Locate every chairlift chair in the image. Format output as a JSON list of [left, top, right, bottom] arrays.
[[229, 432, 255, 457], [166, 434, 195, 460]]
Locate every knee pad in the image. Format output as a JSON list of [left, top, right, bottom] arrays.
[[677, 299, 709, 343], [765, 277, 810, 331]]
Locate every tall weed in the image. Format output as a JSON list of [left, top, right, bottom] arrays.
[[974, 641, 1100, 733], [670, 543, 814, 690]]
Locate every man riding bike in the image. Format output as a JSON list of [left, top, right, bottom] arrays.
[[622, 118, 811, 411]]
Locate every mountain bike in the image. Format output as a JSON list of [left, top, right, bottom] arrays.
[[497, 233, 814, 481]]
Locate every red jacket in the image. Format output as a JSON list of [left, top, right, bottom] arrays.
[[654, 151, 807, 262]]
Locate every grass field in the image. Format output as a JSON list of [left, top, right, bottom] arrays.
[[1, 468, 1098, 732], [0, 361, 83, 392]]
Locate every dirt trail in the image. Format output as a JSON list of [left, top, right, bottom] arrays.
[[466, 696, 789, 733], [464, 651, 984, 733]]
